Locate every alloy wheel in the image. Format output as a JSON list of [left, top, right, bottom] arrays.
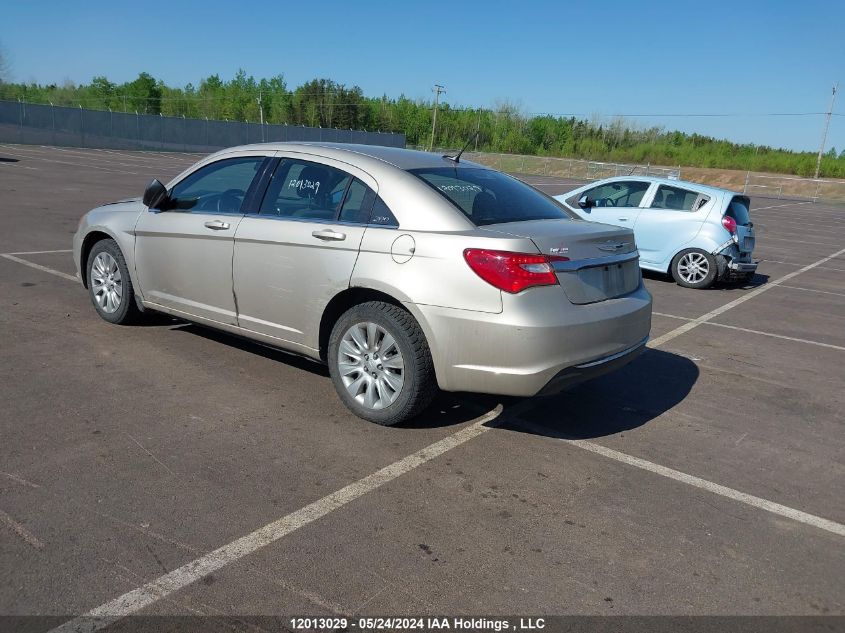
[[90, 252, 122, 314], [677, 252, 710, 285], [338, 321, 405, 410]]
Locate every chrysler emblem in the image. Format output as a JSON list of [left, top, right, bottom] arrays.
[[597, 240, 629, 252]]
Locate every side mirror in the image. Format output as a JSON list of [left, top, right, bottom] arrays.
[[143, 179, 168, 210], [578, 194, 595, 209]]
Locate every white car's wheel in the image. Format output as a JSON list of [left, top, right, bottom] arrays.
[[671, 248, 717, 289]]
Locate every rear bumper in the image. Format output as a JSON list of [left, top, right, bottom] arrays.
[[727, 260, 758, 272], [714, 241, 757, 277], [413, 282, 653, 397], [536, 335, 648, 396]]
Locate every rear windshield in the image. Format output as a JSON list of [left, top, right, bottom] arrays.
[[409, 167, 575, 226], [727, 196, 751, 226]]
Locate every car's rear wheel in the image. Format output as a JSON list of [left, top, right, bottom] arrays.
[[87, 239, 141, 324], [328, 301, 437, 426], [671, 248, 717, 289]]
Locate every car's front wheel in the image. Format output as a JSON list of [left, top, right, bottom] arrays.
[[671, 248, 717, 289], [87, 239, 141, 324], [328, 301, 437, 426]]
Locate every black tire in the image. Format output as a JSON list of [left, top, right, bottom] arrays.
[[86, 239, 141, 325], [328, 301, 437, 426], [671, 248, 718, 289]]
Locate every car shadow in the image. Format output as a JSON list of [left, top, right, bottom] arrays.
[[488, 348, 699, 439], [0, 157, 20, 163], [643, 269, 770, 290], [169, 321, 330, 377], [158, 318, 698, 433], [719, 271, 770, 290]]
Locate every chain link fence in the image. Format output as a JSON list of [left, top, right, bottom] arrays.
[[460, 151, 680, 180], [422, 146, 845, 204], [740, 173, 845, 203], [0, 100, 404, 152]]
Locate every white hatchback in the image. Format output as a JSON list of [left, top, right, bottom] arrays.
[[556, 177, 757, 289]]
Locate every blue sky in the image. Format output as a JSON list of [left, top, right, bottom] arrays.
[[3, 0, 843, 152]]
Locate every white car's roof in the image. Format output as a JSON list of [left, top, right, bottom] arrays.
[[589, 175, 739, 197]]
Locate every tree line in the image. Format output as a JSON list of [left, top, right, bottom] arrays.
[[1, 71, 843, 178]]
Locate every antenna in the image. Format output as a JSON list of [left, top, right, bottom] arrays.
[[443, 131, 479, 164]]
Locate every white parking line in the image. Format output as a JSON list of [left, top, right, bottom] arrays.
[[654, 311, 845, 352], [48, 405, 504, 633], [511, 423, 845, 539], [0, 254, 78, 282], [753, 201, 814, 212], [0, 147, 146, 175], [777, 284, 845, 298], [648, 246, 845, 348], [6, 249, 73, 255], [760, 235, 843, 247], [759, 259, 845, 273], [0, 508, 45, 551]]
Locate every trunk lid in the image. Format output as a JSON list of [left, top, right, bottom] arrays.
[[479, 219, 641, 304]]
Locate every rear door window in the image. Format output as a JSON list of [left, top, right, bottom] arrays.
[[260, 159, 352, 220], [338, 179, 376, 224], [650, 185, 705, 211]]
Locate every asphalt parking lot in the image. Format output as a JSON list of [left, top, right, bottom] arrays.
[[1, 145, 844, 629]]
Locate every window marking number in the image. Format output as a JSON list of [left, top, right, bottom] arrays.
[[288, 178, 321, 195]]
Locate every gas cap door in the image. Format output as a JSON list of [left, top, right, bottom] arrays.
[[390, 234, 416, 264]]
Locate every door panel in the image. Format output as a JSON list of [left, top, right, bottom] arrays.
[[133, 155, 268, 324], [634, 185, 708, 266], [134, 212, 243, 323], [583, 205, 642, 229], [232, 158, 378, 349], [233, 218, 367, 346]]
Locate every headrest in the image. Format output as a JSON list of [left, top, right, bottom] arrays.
[[472, 191, 498, 218], [291, 166, 329, 198]]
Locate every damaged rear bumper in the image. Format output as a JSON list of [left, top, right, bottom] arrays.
[[713, 239, 758, 279]]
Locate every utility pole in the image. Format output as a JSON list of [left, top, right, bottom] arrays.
[[429, 84, 445, 152], [475, 108, 481, 151], [257, 89, 265, 142], [814, 83, 838, 179]]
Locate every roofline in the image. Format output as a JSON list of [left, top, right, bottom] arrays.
[[206, 142, 490, 171], [597, 174, 740, 196]]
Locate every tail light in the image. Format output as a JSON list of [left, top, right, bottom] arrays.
[[463, 249, 568, 293], [722, 215, 737, 234]]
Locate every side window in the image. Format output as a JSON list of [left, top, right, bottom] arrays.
[[259, 159, 352, 220], [335, 180, 398, 226], [338, 179, 376, 223], [650, 185, 703, 211], [566, 181, 649, 208], [168, 157, 265, 213], [369, 197, 398, 227]]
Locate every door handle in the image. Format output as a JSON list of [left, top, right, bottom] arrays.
[[204, 220, 230, 230], [617, 217, 629, 221], [312, 229, 346, 241]]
